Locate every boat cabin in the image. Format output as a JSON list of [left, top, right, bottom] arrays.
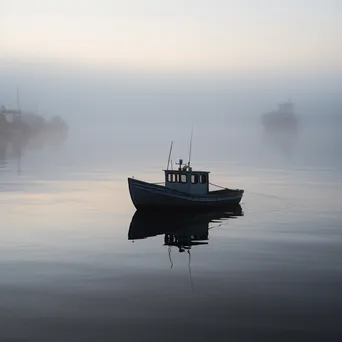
[[0, 106, 22, 123], [164, 159, 209, 195]]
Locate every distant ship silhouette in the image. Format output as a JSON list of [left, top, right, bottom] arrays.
[[262, 100, 297, 130]]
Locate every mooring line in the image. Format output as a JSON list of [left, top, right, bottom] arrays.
[[246, 191, 286, 201]]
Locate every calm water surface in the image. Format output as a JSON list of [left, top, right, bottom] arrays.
[[0, 123, 341, 341]]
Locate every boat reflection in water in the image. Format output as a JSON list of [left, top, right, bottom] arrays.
[[128, 205, 243, 252]]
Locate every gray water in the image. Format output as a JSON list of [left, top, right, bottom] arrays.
[[1, 118, 342, 341]]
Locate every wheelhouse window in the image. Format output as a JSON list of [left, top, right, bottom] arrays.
[[167, 173, 177, 183], [190, 174, 198, 184], [180, 174, 187, 183], [200, 174, 207, 184], [167, 172, 190, 183]]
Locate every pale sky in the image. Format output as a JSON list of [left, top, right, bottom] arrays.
[[1, 0, 341, 72]]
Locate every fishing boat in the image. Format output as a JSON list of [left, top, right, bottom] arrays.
[[128, 142, 244, 211]]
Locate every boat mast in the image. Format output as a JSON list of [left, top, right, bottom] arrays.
[[188, 121, 194, 167], [166, 141, 173, 170]]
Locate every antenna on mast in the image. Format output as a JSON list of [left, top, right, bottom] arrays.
[[188, 121, 194, 166], [166, 141, 173, 170]]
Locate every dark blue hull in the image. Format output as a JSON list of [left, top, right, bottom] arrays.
[[128, 178, 243, 211]]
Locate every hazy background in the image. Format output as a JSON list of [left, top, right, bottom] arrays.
[[1, 0, 341, 120], [0, 0, 341, 176], [1, 1, 341, 174]]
